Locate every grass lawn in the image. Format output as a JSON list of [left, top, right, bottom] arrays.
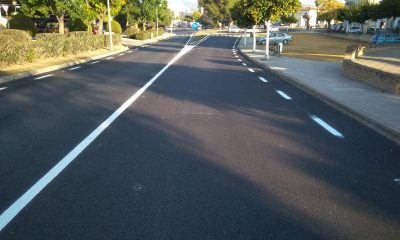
[[282, 33, 362, 62]]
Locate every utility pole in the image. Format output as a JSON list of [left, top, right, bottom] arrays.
[[107, 0, 113, 51]]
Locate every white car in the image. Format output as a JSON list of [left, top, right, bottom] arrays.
[[270, 26, 280, 32], [348, 26, 362, 33], [228, 26, 241, 32]]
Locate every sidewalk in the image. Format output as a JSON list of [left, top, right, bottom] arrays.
[[237, 38, 400, 144], [0, 33, 175, 85]]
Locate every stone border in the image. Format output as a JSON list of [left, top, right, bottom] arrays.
[[343, 44, 400, 95]]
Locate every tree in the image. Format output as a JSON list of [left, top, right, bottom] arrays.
[[280, 14, 298, 25], [315, 0, 344, 24], [379, 0, 400, 19], [303, 12, 311, 29], [85, 0, 126, 34], [199, 0, 237, 25], [20, 0, 85, 34], [123, 0, 170, 31]]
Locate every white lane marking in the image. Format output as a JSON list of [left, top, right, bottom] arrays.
[[68, 66, 81, 71], [106, 56, 114, 60], [238, 59, 242, 62], [185, 33, 194, 46], [276, 90, 292, 100], [242, 63, 247, 66], [128, 50, 133, 53], [235, 55, 238, 58], [90, 61, 100, 64], [258, 77, 268, 82], [34, 74, 53, 80], [248, 68, 254, 72], [0, 87, 7, 91], [118, 53, 125, 56], [394, 178, 400, 185], [0, 44, 196, 232], [310, 115, 344, 138]]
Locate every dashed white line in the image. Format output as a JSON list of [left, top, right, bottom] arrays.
[[106, 56, 114, 60], [0, 87, 7, 91], [68, 66, 81, 71], [128, 50, 133, 53], [118, 53, 125, 56], [276, 90, 292, 100], [310, 115, 344, 138], [258, 77, 268, 82], [238, 59, 242, 62], [242, 63, 247, 66], [90, 61, 100, 64], [248, 68, 254, 72], [0, 44, 196, 232], [394, 178, 400, 185], [34, 74, 53, 80], [235, 55, 238, 58]]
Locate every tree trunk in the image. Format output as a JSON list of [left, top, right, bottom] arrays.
[[56, 14, 65, 34], [265, 20, 270, 60], [98, 15, 105, 35]]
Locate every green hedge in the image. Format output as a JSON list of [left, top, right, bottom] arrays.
[[0, 31, 121, 67], [0, 30, 35, 66]]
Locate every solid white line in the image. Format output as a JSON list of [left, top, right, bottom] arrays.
[[276, 90, 292, 100], [242, 63, 247, 66], [68, 66, 81, 71], [106, 56, 114, 60], [310, 115, 344, 138], [258, 77, 268, 82], [34, 74, 53, 80], [185, 33, 195, 46], [0, 44, 195, 232], [238, 59, 242, 62], [90, 61, 100, 64], [0, 87, 7, 91], [248, 68, 254, 72]]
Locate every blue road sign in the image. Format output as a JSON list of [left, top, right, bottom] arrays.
[[191, 22, 199, 30]]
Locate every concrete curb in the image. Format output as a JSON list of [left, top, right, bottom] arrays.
[[236, 47, 400, 145], [0, 46, 129, 85]]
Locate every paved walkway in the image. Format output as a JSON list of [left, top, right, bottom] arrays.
[[237, 38, 400, 144]]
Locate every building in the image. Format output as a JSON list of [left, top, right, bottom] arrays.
[[296, 6, 318, 28], [0, 0, 19, 29]]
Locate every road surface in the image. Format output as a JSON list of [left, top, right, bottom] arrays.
[[0, 32, 399, 239]]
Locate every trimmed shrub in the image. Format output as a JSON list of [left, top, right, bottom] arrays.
[[0, 31, 35, 66], [9, 13, 37, 36], [103, 33, 122, 47], [135, 32, 152, 40], [0, 29, 31, 41], [106, 20, 122, 34], [67, 18, 91, 32], [126, 25, 140, 39]]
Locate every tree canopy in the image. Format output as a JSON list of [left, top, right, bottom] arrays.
[[199, 0, 237, 25]]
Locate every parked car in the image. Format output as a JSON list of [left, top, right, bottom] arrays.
[[348, 26, 362, 33], [370, 34, 400, 44], [256, 32, 293, 45]]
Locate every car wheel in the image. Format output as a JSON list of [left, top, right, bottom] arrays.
[[261, 40, 266, 45], [283, 39, 288, 45]]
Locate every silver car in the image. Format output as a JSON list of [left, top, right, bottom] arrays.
[[256, 32, 293, 45]]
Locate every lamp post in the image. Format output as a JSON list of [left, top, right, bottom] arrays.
[[106, 0, 113, 51], [156, 5, 158, 37]]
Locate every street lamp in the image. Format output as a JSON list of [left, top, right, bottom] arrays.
[[106, 0, 113, 51], [156, 5, 158, 37]]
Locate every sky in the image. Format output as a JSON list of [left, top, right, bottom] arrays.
[[168, 0, 324, 13]]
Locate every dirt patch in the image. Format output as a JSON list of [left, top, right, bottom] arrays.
[[282, 33, 363, 62]]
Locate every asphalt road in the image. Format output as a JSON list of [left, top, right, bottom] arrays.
[[0, 33, 399, 240]]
